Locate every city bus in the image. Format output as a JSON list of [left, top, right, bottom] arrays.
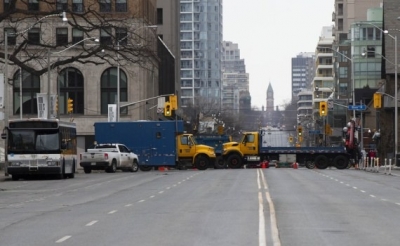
[[2, 118, 77, 180]]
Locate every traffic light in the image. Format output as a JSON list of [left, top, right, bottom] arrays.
[[55, 97, 58, 112], [164, 102, 171, 117], [289, 136, 293, 143], [373, 93, 382, 108], [297, 126, 303, 137], [169, 95, 178, 110], [319, 101, 327, 116], [67, 98, 73, 113]]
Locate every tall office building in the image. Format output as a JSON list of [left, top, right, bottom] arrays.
[[221, 41, 249, 114], [180, 0, 223, 108], [291, 52, 315, 100]]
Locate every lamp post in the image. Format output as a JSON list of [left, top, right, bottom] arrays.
[[115, 25, 157, 122], [4, 12, 67, 123], [47, 37, 99, 119]]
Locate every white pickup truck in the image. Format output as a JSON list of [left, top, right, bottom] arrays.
[[80, 143, 139, 173]]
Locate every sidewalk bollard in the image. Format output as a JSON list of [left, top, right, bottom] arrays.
[[375, 158, 379, 173], [389, 159, 392, 175], [384, 158, 387, 174]]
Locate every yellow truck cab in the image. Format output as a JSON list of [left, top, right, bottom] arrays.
[[222, 131, 260, 169], [176, 134, 216, 170]]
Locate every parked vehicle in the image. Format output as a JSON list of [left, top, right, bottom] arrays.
[[222, 121, 359, 169], [80, 143, 139, 173], [194, 134, 231, 169], [94, 120, 216, 171]]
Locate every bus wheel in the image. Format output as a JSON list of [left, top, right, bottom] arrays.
[[84, 167, 92, 174], [227, 154, 243, 169], [314, 155, 329, 169]]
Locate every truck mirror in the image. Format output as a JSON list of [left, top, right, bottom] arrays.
[[1, 133, 7, 139]]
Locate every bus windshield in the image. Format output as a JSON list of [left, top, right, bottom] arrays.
[[9, 130, 60, 153]]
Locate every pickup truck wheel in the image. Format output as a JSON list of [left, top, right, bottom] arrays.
[[108, 160, 117, 173], [227, 154, 243, 169], [195, 155, 209, 170], [84, 167, 92, 174], [140, 166, 153, 171], [131, 161, 139, 172]]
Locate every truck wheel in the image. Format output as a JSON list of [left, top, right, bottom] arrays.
[[334, 155, 349, 169], [131, 161, 139, 172], [314, 155, 329, 169], [140, 166, 153, 171], [84, 167, 92, 174], [195, 155, 209, 170], [68, 162, 76, 178], [227, 154, 243, 169], [214, 156, 226, 169], [305, 161, 315, 169], [108, 160, 117, 173]]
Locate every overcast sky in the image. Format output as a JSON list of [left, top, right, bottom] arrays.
[[223, 0, 334, 110]]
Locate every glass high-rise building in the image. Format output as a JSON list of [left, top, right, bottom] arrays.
[[180, 0, 223, 108]]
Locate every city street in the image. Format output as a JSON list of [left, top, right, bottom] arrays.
[[0, 167, 400, 246]]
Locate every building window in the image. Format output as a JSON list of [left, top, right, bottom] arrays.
[[339, 67, 348, 78], [99, 0, 111, 12], [4, 0, 16, 11], [28, 28, 40, 45], [13, 69, 40, 115], [72, 0, 83, 12], [366, 46, 375, 58], [72, 28, 83, 44], [100, 67, 127, 115], [56, 28, 68, 46], [157, 8, 163, 25], [4, 28, 16, 45], [58, 67, 84, 114], [56, 0, 68, 11], [28, 0, 39, 11], [100, 27, 112, 45], [116, 27, 127, 45], [115, 0, 127, 12]]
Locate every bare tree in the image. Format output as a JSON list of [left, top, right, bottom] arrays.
[[0, 0, 158, 78]]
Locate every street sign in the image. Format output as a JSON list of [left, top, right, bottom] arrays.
[[348, 104, 366, 110]]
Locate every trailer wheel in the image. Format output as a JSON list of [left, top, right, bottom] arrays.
[[305, 161, 315, 169], [130, 160, 139, 172], [84, 167, 92, 174], [334, 155, 349, 169], [214, 156, 226, 169], [139, 166, 153, 171], [314, 155, 329, 169], [195, 155, 209, 170], [227, 154, 243, 169]]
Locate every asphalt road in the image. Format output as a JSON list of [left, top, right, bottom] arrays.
[[0, 167, 400, 246]]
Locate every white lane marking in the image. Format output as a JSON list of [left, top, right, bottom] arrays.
[[138, 200, 145, 203], [125, 204, 133, 207], [340, 181, 344, 184], [258, 192, 266, 246], [86, 220, 98, 226], [370, 195, 376, 198], [353, 187, 358, 189], [149, 195, 155, 199], [56, 236, 71, 243], [396, 203, 400, 206], [166, 187, 171, 189], [360, 190, 366, 193], [259, 169, 281, 246], [108, 210, 117, 214], [159, 191, 164, 194], [381, 199, 388, 202]]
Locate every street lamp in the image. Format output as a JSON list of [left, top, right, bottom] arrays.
[[3, 12, 67, 122], [115, 25, 157, 122], [47, 37, 99, 119]]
